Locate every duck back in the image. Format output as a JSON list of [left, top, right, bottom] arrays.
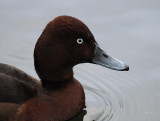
[[0, 63, 41, 103]]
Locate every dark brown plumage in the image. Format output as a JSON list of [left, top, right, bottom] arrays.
[[0, 16, 95, 121]]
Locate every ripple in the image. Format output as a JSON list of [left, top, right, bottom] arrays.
[[74, 64, 160, 121], [83, 86, 123, 121]]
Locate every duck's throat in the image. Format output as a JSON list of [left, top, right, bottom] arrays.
[[41, 68, 74, 88]]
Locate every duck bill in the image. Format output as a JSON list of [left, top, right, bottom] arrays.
[[90, 42, 129, 71]]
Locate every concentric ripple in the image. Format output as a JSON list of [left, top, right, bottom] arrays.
[[74, 63, 160, 121], [83, 86, 122, 121]]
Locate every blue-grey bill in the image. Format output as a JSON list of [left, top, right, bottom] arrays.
[[90, 42, 129, 71]]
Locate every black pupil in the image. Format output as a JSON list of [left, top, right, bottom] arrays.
[[78, 39, 82, 43]]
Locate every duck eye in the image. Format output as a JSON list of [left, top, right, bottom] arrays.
[[76, 38, 83, 44]]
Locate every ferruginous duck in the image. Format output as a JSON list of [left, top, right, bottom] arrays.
[[0, 15, 129, 121]]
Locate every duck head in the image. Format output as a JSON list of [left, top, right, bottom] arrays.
[[34, 16, 129, 86]]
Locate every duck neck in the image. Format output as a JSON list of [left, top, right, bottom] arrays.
[[41, 67, 74, 89]]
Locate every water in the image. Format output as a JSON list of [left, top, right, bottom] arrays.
[[0, 0, 160, 121]]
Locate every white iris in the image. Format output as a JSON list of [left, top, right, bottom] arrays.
[[77, 38, 83, 44]]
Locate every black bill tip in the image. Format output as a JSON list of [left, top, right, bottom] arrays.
[[121, 64, 129, 71]]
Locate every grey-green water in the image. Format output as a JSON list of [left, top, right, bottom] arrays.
[[0, 0, 160, 121]]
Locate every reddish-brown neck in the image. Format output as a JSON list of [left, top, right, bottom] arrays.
[[40, 68, 74, 88]]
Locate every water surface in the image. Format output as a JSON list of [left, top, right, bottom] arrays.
[[0, 0, 160, 121]]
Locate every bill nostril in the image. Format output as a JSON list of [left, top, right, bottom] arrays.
[[102, 53, 108, 58]]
